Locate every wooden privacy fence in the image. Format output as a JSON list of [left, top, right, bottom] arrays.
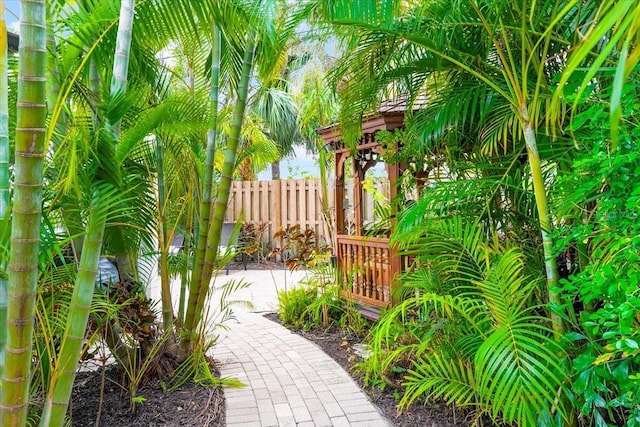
[[224, 179, 334, 249]]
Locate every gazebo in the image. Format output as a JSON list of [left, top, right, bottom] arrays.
[[318, 110, 407, 318]]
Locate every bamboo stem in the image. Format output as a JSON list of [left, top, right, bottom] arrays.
[[1, 1, 47, 424], [0, 0, 9, 383], [184, 24, 223, 333], [40, 191, 107, 426], [520, 105, 563, 339], [156, 139, 174, 329], [186, 37, 255, 341]]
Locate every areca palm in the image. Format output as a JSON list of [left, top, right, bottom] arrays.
[[184, 35, 257, 339], [317, 0, 612, 337], [363, 217, 569, 425], [184, 0, 306, 342], [295, 56, 339, 242], [40, 1, 138, 423]]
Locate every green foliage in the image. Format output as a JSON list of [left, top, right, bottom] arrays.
[[359, 218, 569, 425], [272, 225, 329, 270], [553, 72, 640, 426], [238, 221, 269, 260], [277, 252, 366, 333], [278, 285, 319, 329]]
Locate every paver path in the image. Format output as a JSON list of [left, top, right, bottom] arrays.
[[216, 311, 391, 427]]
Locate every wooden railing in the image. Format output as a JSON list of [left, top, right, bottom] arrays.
[[336, 234, 393, 308]]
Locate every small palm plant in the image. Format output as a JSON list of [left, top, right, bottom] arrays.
[[362, 218, 569, 426]]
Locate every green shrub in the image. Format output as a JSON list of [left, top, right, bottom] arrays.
[[552, 78, 640, 426], [277, 286, 318, 329], [358, 218, 569, 426]]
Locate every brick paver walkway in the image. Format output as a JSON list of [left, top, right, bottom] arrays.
[[216, 311, 391, 427]]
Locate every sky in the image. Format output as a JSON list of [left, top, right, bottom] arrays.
[[5, 1, 19, 28], [257, 146, 321, 180]]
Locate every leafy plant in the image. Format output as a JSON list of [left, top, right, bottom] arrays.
[[272, 225, 329, 270], [360, 218, 569, 426], [238, 221, 269, 261], [278, 285, 318, 330], [552, 72, 640, 426]]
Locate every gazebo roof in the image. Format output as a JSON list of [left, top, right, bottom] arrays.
[[316, 111, 405, 147], [316, 95, 427, 147]]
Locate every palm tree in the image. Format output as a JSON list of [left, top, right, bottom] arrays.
[[184, 35, 257, 339], [252, 60, 301, 180], [0, 0, 10, 382], [183, 0, 306, 342], [186, 22, 223, 335], [316, 0, 609, 337], [295, 56, 339, 244], [1, 0, 48, 424], [40, 1, 138, 423]]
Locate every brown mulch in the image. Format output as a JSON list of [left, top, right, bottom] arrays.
[[69, 366, 224, 427], [66, 304, 468, 427], [263, 312, 471, 427]]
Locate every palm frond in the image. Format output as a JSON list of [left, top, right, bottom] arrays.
[[401, 354, 478, 409]]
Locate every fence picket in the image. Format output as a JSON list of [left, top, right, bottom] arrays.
[[223, 179, 331, 248]]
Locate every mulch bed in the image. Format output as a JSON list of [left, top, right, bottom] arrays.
[[69, 366, 224, 427], [67, 306, 468, 427], [264, 312, 471, 427]]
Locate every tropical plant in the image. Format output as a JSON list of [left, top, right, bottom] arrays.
[[317, 0, 578, 336], [0, 0, 10, 383], [295, 48, 339, 246], [360, 218, 569, 425], [278, 285, 318, 330], [272, 224, 329, 271], [252, 66, 300, 180], [552, 72, 640, 426], [184, 1, 308, 345], [37, 0, 143, 422]]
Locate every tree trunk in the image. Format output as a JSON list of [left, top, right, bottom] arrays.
[[156, 139, 174, 329], [184, 37, 255, 342], [110, 0, 135, 142], [519, 105, 563, 339], [271, 160, 280, 180], [1, 1, 47, 424], [110, 0, 137, 281], [40, 190, 108, 426]]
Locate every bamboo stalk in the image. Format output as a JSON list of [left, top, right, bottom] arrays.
[[0, 0, 9, 382], [185, 37, 255, 340], [156, 139, 174, 329], [110, 0, 135, 142], [520, 106, 563, 339], [110, 0, 137, 281], [40, 190, 108, 426], [184, 25, 222, 333], [0, 1, 47, 424]]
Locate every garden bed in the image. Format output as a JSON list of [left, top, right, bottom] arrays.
[[69, 367, 224, 427]]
